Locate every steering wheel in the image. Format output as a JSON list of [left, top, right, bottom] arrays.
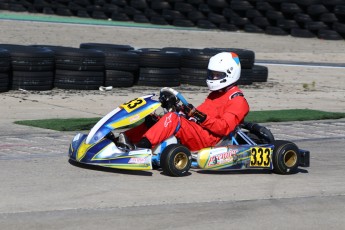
[[159, 87, 189, 112]]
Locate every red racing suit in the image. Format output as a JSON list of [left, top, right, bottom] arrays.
[[125, 86, 249, 151]]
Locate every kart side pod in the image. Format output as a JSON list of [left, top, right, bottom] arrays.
[[69, 133, 153, 170]]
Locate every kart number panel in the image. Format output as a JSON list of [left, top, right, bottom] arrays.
[[250, 147, 272, 168], [120, 98, 147, 113]]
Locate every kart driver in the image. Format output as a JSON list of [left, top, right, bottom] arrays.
[[118, 52, 250, 152]]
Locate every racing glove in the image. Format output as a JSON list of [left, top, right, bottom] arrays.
[[182, 104, 207, 124]]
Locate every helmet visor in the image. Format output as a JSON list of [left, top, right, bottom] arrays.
[[207, 70, 227, 80]]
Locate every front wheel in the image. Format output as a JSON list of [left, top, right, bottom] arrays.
[[160, 144, 191, 177], [272, 140, 300, 175]]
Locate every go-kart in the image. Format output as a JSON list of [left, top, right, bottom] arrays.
[[68, 87, 310, 177]]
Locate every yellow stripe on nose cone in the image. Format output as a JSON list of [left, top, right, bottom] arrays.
[[76, 141, 93, 162], [108, 103, 161, 129]]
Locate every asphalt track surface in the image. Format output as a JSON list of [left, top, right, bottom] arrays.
[[1, 119, 345, 230], [1, 14, 345, 230]]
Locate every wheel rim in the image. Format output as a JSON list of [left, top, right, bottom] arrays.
[[174, 152, 188, 170], [284, 150, 298, 167]]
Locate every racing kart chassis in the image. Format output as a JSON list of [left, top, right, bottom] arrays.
[[68, 88, 310, 177]]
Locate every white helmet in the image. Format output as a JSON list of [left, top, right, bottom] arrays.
[[206, 52, 241, 91]]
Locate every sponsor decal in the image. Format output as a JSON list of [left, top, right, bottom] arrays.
[[129, 114, 140, 123], [164, 113, 172, 127], [129, 157, 147, 164], [208, 149, 238, 167]]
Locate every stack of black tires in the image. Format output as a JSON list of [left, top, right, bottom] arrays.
[[80, 43, 139, 87], [136, 48, 181, 87], [1, 0, 345, 40], [0, 43, 267, 92], [0, 44, 55, 91]]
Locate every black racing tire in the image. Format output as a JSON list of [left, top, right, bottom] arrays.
[[272, 140, 300, 175], [320, 13, 338, 23], [54, 69, 104, 90], [151, 1, 172, 10], [238, 68, 253, 85], [105, 70, 134, 87], [252, 16, 271, 28], [91, 11, 109, 20], [174, 2, 195, 13], [180, 50, 215, 69], [188, 10, 206, 22], [0, 45, 55, 71], [37, 45, 105, 71], [208, 12, 227, 24], [230, 0, 254, 11], [160, 144, 191, 177], [161, 47, 190, 54], [307, 4, 329, 16], [305, 21, 329, 32], [111, 12, 131, 21], [276, 19, 299, 31], [180, 68, 207, 86], [256, 2, 274, 11], [196, 19, 217, 29], [246, 9, 262, 19], [130, 0, 148, 10], [137, 50, 180, 68], [207, 0, 229, 8], [291, 28, 316, 38], [162, 9, 185, 22], [103, 51, 139, 71], [80, 43, 134, 51], [265, 27, 289, 36], [265, 10, 285, 21], [230, 16, 250, 28], [150, 16, 169, 25], [318, 29, 343, 40], [293, 13, 312, 23], [219, 23, 239, 31], [251, 65, 268, 82], [133, 14, 150, 23], [137, 67, 180, 87], [280, 3, 303, 14], [11, 71, 54, 91], [173, 19, 195, 27]]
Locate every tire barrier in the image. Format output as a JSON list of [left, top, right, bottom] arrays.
[[0, 49, 11, 92], [0, 44, 55, 91], [0, 43, 267, 92], [1, 1, 345, 40]]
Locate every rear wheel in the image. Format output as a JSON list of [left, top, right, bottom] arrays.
[[272, 140, 300, 174], [161, 144, 191, 177]]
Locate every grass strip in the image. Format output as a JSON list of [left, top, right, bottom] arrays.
[[14, 109, 345, 131], [245, 109, 345, 123]]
